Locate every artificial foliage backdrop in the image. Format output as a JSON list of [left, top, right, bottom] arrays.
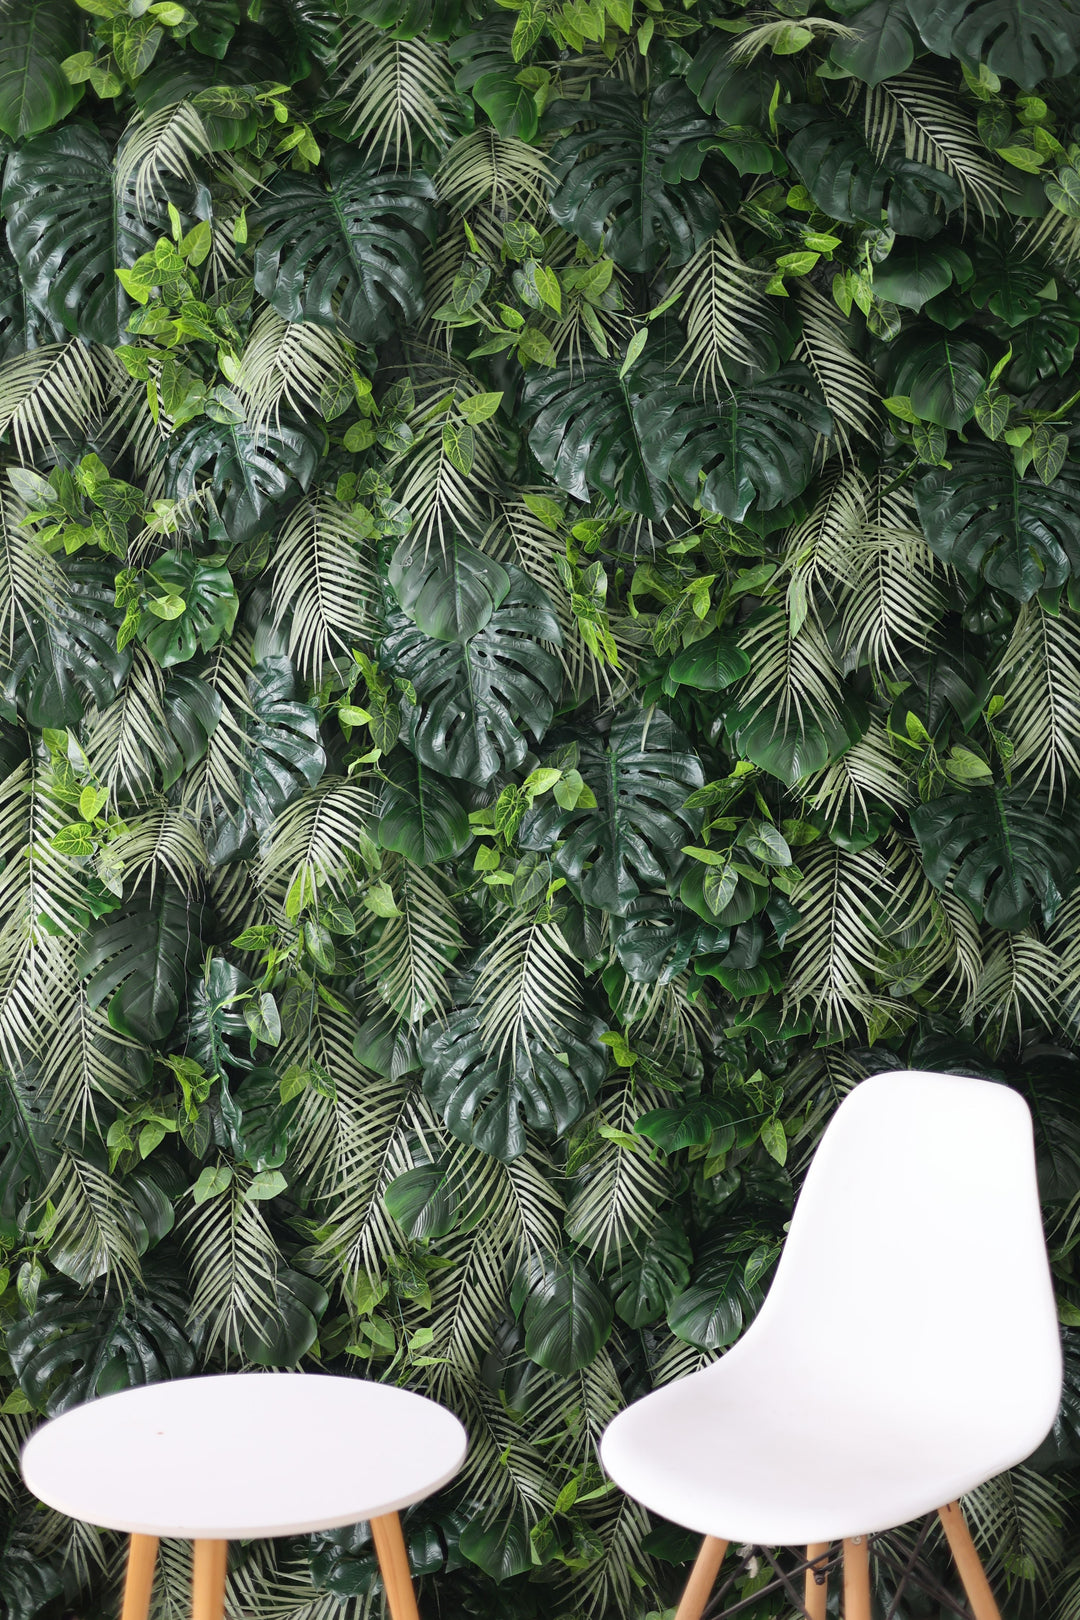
[[1, 0, 1080, 1615]]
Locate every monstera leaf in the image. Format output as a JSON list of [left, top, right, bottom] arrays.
[[420, 1008, 607, 1162], [2, 124, 168, 346], [782, 105, 961, 236], [518, 708, 705, 915], [449, 19, 539, 141], [3, 562, 132, 728], [548, 78, 722, 273], [382, 567, 562, 786], [905, 0, 1080, 88], [513, 1251, 613, 1373], [164, 413, 324, 546], [244, 1267, 328, 1366], [521, 353, 672, 521], [0, 0, 83, 141], [886, 330, 988, 429], [667, 1245, 768, 1350], [388, 535, 510, 643], [205, 655, 326, 863], [7, 1268, 196, 1414], [376, 749, 472, 865], [139, 551, 239, 668], [642, 366, 832, 521], [80, 880, 206, 1043], [914, 444, 1080, 600], [829, 0, 917, 84], [610, 1211, 692, 1329], [911, 787, 1080, 929], [253, 144, 437, 344], [610, 895, 728, 984]]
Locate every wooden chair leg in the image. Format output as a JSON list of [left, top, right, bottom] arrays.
[[121, 1534, 159, 1620], [843, 1536, 871, 1620], [938, 1502, 1002, 1620], [191, 1540, 228, 1620], [371, 1512, 421, 1620], [674, 1535, 729, 1620], [805, 1543, 829, 1620]]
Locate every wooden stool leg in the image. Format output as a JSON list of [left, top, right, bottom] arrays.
[[121, 1534, 159, 1620], [843, 1536, 871, 1620], [938, 1502, 1002, 1620], [805, 1543, 829, 1620], [191, 1540, 228, 1620], [371, 1512, 421, 1620], [674, 1535, 729, 1620]]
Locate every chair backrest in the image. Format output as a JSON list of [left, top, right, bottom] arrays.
[[730, 1070, 1061, 1457]]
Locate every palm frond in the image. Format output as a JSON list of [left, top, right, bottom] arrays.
[[179, 637, 255, 829], [0, 481, 67, 661], [36, 943, 143, 1135], [392, 370, 505, 551], [564, 1481, 655, 1620], [666, 229, 775, 400], [365, 857, 462, 1025], [235, 309, 352, 442], [839, 489, 946, 676], [257, 777, 376, 913], [109, 805, 206, 896], [435, 129, 551, 217], [184, 1170, 282, 1360], [728, 16, 852, 60], [0, 341, 118, 463], [336, 21, 455, 167], [0, 1412, 34, 1508], [994, 601, 1080, 799], [271, 493, 378, 679], [792, 283, 879, 457], [781, 462, 867, 629], [970, 929, 1061, 1050], [805, 718, 913, 827], [862, 71, 1008, 223], [227, 1545, 375, 1620], [565, 1075, 670, 1267], [736, 605, 846, 739], [784, 836, 931, 1039], [115, 101, 210, 219], [607, 972, 707, 1071]]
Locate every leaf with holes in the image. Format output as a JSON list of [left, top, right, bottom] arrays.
[[420, 1008, 607, 1162], [382, 567, 562, 786], [518, 708, 704, 915], [80, 881, 206, 1043], [911, 787, 1080, 930], [253, 144, 437, 344]]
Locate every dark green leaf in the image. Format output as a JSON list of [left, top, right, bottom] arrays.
[[911, 787, 1080, 930], [376, 750, 472, 865], [0, 0, 83, 141]]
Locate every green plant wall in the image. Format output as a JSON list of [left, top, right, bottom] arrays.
[[2, 0, 1080, 1614]]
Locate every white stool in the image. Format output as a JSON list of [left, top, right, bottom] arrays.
[[21, 1372, 467, 1620], [600, 1071, 1063, 1620]]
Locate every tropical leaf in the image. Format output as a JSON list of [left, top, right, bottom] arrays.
[[2, 124, 170, 347], [0, 0, 82, 142], [914, 444, 1080, 602], [548, 79, 722, 273], [253, 145, 437, 344], [994, 601, 1080, 798], [782, 103, 962, 236], [336, 20, 456, 166], [3, 560, 131, 728], [905, 0, 1080, 89], [79, 880, 206, 1043], [519, 708, 704, 916], [164, 412, 325, 547], [271, 493, 377, 679], [382, 566, 562, 785], [912, 787, 1080, 930]]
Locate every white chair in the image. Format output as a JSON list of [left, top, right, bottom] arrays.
[[22, 1372, 467, 1620], [600, 1070, 1063, 1620]]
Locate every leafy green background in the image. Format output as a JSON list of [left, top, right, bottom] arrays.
[[1, 0, 1080, 1615]]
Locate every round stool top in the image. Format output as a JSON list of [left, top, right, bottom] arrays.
[[21, 1373, 467, 1539]]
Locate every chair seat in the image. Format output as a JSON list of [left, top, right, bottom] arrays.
[[600, 1361, 1017, 1545], [21, 1373, 467, 1539]]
